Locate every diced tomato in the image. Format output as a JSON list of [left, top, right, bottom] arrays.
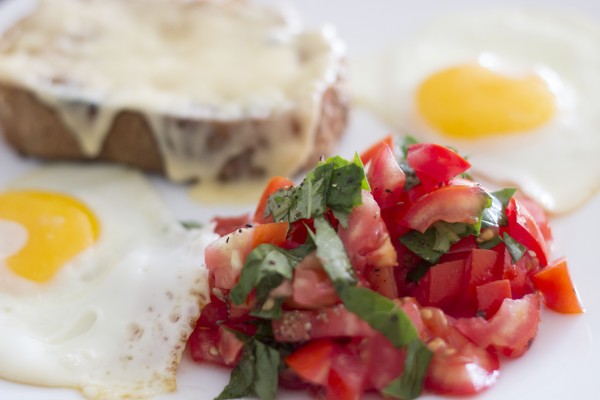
[[338, 191, 397, 273], [506, 198, 549, 267], [273, 304, 375, 342], [285, 339, 335, 385], [196, 296, 229, 327], [361, 333, 406, 390], [476, 279, 512, 318], [365, 265, 398, 299], [188, 325, 244, 367], [415, 260, 465, 309], [466, 248, 499, 287], [253, 176, 294, 224], [327, 346, 366, 400], [406, 143, 471, 188], [420, 306, 499, 395], [290, 253, 339, 309], [455, 294, 540, 358], [516, 195, 553, 245], [366, 144, 405, 209], [532, 257, 583, 314], [251, 221, 289, 248], [400, 185, 489, 233], [359, 134, 394, 165], [211, 213, 252, 237], [206, 222, 289, 290]]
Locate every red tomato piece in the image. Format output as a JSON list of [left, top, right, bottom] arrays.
[[188, 325, 244, 367], [253, 176, 294, 224], [476, 279, 512, 318], [327, 346, 366, 400], [506, 198, 550, 267], [285, 339, 335, 385], [361, 333, 406, 390], [420, 306, 499, 395], [205, 222, 289, 290], [515, 195, 553, 245], [416, 260, 465, 309], [211, 213, 252, 237], [366, 144, 405, 209], [272, 304, 375, 342], [365, 264, 398, 299], [290, 253, 339, 309], [359, 134, 394, 165], [406, 143, 471, 188], [400, 185, 489, 233], [338, 191, 397, 273], [455, 294, 540, 358], [532, 257, 583, 314]]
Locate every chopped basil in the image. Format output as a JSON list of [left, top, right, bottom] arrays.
[[265, 155, 367, 228], [215, 338, 280, 400], [481, 188, 516, 232], [503, 232, 527, 263], [230, 244, 301, 320], [180, 220, 203, 229], [400, 222, 475, 264], [312, 217, 432, 399], [399, 135, 419, 158], [478, 235, 504, 250]]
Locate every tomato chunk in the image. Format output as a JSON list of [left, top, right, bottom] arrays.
[[415, 260, 465, 309], [290, 253, 339, 309], [400, 185, 489, 233], [367, 144, 405, 209], [506, 198, 549, 267], [476, 279, 512, 318], [360, 134, 394, 165], [286, 339, 335, 385], [406, 143, 471, 188], [532, 257, 583, 314], [455, 294, 540, 358]]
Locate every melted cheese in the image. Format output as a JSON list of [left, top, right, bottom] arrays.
[[0, 0, 344, 183]]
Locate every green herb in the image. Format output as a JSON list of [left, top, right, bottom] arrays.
[[503, 232, 527, 263], [265, 155, 367, 228], [230, 244, 301, 320], [400, 222, 475, 264], [477, 235, 503, 250], [312, 217, 432, 399], [180, 220, 203, 229], [215, 338, 280, 400], [406, 261, 432, 283], [481, 188, 516, 231], [399, 135, 419, 158]]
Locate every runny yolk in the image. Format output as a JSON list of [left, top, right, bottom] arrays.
[[416, 64, 556, 139], [0, 191, 99, 283]]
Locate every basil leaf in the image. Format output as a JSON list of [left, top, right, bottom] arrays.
[[311, 216, 357, 288], [503, 232, 527, 263], [265, 155, 366, 228], [382, 339, 434, 400], [215, 339, 280, 400], [478, 235, 503, 250], [180, 220, 203, 229], [481, 188, 516, 231], [230, 244, 300, 319], [312, 217, 432, 399], [400, 222, 474, 264], [400, 135, 419, 159]]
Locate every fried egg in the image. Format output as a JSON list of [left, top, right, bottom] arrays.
[[352, 9, 600, 214], [0, 164, 216, 399]]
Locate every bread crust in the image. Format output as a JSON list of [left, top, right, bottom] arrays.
[[0, 80, 348, 181]]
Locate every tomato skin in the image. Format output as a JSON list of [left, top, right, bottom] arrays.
[[253, 176, 294, 224], [400, 185, 489, 233], [285, 339, 335, 385], [338, 191, 397, 273], [360, 134, 394, 165], [532, 258, 583, 314], [366, 144, 405, 209], [476, 279, 512, 318], [211, 213, 252, 237], [251, 221, 288, 248], [506, 198, 549, 267], [406, 143, 471, 188], [415, 260, 465, 309], [455, 294, 540, 358], [516, 195, 553, 245], [290, 253, 339, 309]]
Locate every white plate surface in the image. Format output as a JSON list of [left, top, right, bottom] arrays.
[[0, 0, 598, 399]]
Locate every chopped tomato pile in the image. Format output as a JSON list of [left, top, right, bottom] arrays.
[[189, 136, 583, 400]]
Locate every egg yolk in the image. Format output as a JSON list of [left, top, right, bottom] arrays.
[[416, 64, 556, 138], [0, 191, 99, 283]]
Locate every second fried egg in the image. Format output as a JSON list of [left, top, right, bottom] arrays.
[[352, 9, 600, 214]]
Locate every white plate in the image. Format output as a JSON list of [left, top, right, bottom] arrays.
[[0, 0, 598, 399]]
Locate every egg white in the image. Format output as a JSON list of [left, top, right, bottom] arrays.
[[352, 9, 600, 214], [0, 164, 217, 399]]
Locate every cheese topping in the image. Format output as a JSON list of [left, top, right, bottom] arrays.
[[0, 0, 344, 183]]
